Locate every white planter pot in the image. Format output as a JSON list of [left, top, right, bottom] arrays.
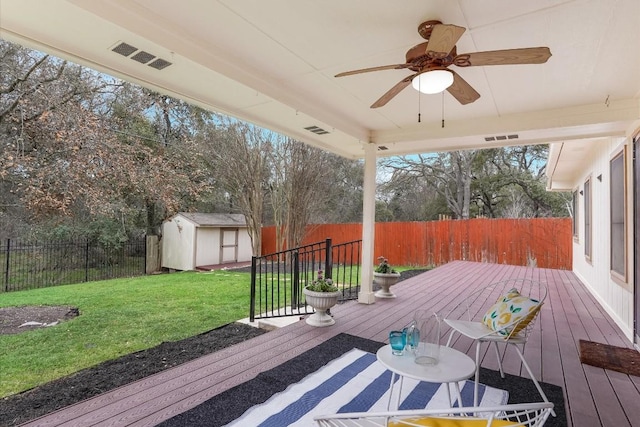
[[303, 288, 341, 327], [373, 272, 401, 298]]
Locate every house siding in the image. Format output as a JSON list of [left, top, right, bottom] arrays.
[[571, 136, 634, 340]]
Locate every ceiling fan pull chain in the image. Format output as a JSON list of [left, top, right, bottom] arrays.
[[418, 78, 422, 123], [441, 92, 445, 128]]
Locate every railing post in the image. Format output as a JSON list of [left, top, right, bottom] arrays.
[[85, 239, 90, 283], [4, 239, 10, 292], [292, 250, 299, 309], [249, 256, 257, 322], [324, 238, 332, 279]]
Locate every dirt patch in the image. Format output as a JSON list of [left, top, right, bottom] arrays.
[[0, 305, 79, 335]]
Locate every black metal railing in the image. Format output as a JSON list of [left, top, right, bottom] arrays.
[[1, 237, 146, 292], [250, 238, 362, 321]]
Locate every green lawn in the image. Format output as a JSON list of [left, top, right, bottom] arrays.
[[0, 270, 252, 397]]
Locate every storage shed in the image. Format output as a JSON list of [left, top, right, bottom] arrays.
[[161, 213, 252, 271]]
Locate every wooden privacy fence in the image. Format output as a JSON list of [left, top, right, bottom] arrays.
[[262, 218, 572, 270]]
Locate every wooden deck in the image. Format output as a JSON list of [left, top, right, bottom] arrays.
[[21, 261, 640, 427]]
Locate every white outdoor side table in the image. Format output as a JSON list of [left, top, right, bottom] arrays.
[[376, 344, 476, 410]]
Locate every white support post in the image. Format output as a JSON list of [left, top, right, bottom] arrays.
[[359, 142, 377, 304]]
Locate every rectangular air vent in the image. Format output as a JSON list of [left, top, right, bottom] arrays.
[[131, 51, 155, 64], [149, 58, 172, 70], [304, 125, 329, 135], [112, 42, 137, 57], [110, 41, 172, 70], [378, 146, 388, 151], [484, 134, 519, 142]]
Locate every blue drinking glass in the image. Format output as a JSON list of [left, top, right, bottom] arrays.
[[389, 330, 406, 355]]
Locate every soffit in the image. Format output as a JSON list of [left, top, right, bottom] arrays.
[[1, 0, 638, 159]]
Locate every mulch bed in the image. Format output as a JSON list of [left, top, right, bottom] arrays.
[[0, 322, 266, 426], [0, 269, 429, 426]]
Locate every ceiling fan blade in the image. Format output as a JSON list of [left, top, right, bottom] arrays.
[[371, 75, 415, 108], [447, 71, 480, 105], [455, 47, 552, 67], [335, 63, 411, 77], [426, 24, 466, 55]]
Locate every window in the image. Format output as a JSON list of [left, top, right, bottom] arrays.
[[572, 189, 579, 239], [610, 149, 626, 279], [584, 178, 592, 261]]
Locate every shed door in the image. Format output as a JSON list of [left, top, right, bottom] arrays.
[[220, 228, 239, 264]]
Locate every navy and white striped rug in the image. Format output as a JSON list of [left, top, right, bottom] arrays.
[[226, 349, 508, 426]]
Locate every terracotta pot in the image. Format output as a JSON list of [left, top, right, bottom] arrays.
[[303, 287, 341, 327], [373, 272, 401, 298]]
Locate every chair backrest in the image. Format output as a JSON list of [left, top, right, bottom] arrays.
[[445, 278, 547, 340], [314, 402, 554, 427]]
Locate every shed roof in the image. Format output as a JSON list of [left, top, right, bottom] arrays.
[[177, 213, 247, 227]]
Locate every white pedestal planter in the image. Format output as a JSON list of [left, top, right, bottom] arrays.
[[303, 288, 341, 327], [373, 272, 401, 298]]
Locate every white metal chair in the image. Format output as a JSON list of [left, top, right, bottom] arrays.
[[314, 402, 554, 426], [443, 279, 552, 414]]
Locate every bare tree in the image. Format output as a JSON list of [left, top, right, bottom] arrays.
[[381, 145, 572, 221], [384, 150, 477, 219], [0, 40, 209, 238], [284, 140, 334, 250], [266, 137, 341, 251], [205, 118, 272, 256]]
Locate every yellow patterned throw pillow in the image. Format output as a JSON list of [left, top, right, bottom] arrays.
[[482, 288, 541, 336]]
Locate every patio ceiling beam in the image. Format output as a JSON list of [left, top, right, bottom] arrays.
[[371, 98, 639, 152]]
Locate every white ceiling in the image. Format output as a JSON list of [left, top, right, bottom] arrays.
[[1, 0, 639, 160]]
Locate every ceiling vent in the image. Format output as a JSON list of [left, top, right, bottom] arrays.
[[484, 134, 519, 142], [149, 58, 172, 70], [377, 146, 388, 151], [111, 41, 172, 70], [112, 42, 137, 57], [304, 125, 330, 135], [131, 50, 156, 64]]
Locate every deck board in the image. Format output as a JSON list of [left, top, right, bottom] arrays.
[[19, 261, 639, 427]]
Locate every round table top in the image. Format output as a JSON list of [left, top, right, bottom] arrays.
[[376, 344, 476, 384]]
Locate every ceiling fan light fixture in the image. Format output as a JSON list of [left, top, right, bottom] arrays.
[[411, 69, 454, 94]]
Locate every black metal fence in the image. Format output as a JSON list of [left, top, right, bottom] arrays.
[[1, 237, 146, 292], [250, 238, 362, 321]]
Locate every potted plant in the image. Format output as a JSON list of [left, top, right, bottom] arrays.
[[302, 270, 341, 327], [373, 256, 401, 298]]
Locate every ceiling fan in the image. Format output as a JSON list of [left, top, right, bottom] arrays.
[[335, 20, 551, 108]]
